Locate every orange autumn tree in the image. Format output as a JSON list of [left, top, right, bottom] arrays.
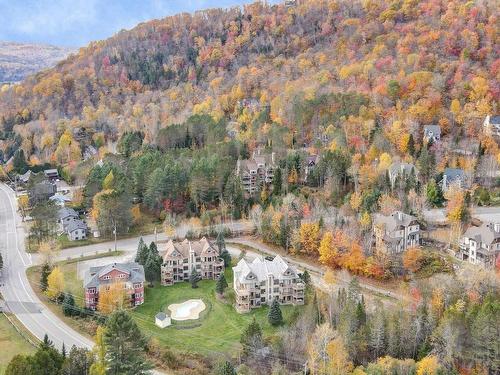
[[403, 247, 424, 273], [318, 231, 345, 268], [340, 243, 366, 275]]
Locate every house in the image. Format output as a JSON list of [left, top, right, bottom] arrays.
[[50, 193, 71, 207], [483, 115, 500, 137], [373, 211, 420, 254], [459, 222, 500, 268], [17, 170, 32, 185], [160, 237, 224, 286], [233, 255, 305, 313], [58, 207, 79, 231], [236, 149, 275, 194], [304, 154, 320, 182], [28, 180, 57, 205], [84, 262, 145, 310], [423, 125, 441, 143], [155, 312, 171, 328], [43, 169, 59, 180], [66, 220, 88, 241], [441, 168, 466, 191], [388, 162, 418, 188], [83, 145, 98, 161]]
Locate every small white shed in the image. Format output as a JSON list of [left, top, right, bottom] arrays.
[[155, 312, 171, 328]]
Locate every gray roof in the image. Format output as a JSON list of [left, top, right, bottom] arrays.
[[18, 170, 32, 183], [155, 312, 168, 320], [233, 255, 298, 283], [161, 237, 219, 260], [464, 223, 500, 249], [444, 168, 465, 182], [66, 219, 87, 233], [424, 125, 441, 136], [44, 169, 59, 176], [389, 162, 417, 178], [373, 211, 418, 232], [58, 207, 79, 220], [490, 115, 500, 125], [84, 262, 145, 289]]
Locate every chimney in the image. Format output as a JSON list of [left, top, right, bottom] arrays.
[[398, 212, 403, 220], [494, 223, 500, 233]]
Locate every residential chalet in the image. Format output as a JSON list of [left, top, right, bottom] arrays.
[[441, 168, 467, 191], [236, 149, 276, 194], [28, 180, 56, 205], [160, 237, 224, 286], [483, 115, 500, 137], [373, 211, 420, 254], [232, 255, 305, 313], [388, 162, 418, 188], [423, 125, 441, 143], [459, 222, 500, 269], [84, 262, 145, 310]]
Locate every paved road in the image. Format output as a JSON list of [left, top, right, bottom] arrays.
[[423, 206, 500, 224], [0, 183, 93, 351]]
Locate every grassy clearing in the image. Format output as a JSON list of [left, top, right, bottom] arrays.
[[0, 314, 35, 374], [27, 253, 304, 357], [131, 267, 302, 355]]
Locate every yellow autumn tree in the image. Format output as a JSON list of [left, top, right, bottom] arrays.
[[326, 337, 354, 375], [350, 191, 362, 212], [445, 184, 468, 224], [359, 211, 372, 231], [97, 282, 126, 314], [89, 326, 107, 375], [18, 195, 29, 219], [299, 222, 321, 255], [416, 355, 441, 375], [46, 267, 65, 300], [102, 170, 115, 190]]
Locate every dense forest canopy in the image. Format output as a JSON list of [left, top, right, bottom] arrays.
[[0, 0, 497, 164]]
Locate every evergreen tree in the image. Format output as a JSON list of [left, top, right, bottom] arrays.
[[217, 360, 236, 375], [62, 346, 94, 375], [41, 334, 54, 350], [311, 292, 323, 325], [470, 296, 499, 373], [40, 262, 51, 292], [104, 310, 152, 375], [272, 167, 282, 195], [62, 293, 76, 317], [215, 273, 228, 295], [268, 298, 284, 326], [189, 268, 201, 288], [408, 134, 415, 156], [62, 343, 66, 359], [217, 231, 231, 267], [240, 317, 263, 354], [299, 270, 311, 285], [5, 355, 32, 375], [370, 303, 386, 359], [144, 251, 161, 286], [426, 179, 444, 207], [0, 252, 3, 271], [134, 237, 148, 265]]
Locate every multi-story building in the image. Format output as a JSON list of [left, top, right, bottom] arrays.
[[232, 255, 305, 313], [236, 149, 275, 194], [441, 168, 467, 192], [388, 162, 418, 188], [373, 211, 420, 254], [483, 114, 500, 137], [459, 222, 500, 268], [83, 262, 145, 310], [423, 125, 441, 144], [160, 237, 224, 286]]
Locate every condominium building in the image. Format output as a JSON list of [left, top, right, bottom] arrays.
[[160, 237, 224, 286], [83, 262, 145, 310], [373, 211, 420, 254], [236, 149, 275, 194], [459, 222, 500, 268], [233, 255, 305, 313]]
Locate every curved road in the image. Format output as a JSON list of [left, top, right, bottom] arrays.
[[0, 183, 93, 350]]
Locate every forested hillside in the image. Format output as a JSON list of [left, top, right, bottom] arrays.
[[0, 0, 497, 164]]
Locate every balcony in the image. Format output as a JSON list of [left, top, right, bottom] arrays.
[[293, 282, 305, 290]]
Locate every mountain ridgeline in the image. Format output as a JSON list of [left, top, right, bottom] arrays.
[[0, 0, 497, 164]]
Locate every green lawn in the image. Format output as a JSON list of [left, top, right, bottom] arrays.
[[131, 268, 302, 355], [0, 315, 35, 374]]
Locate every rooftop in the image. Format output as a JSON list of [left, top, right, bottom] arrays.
[[84, 262, 145, 289], [233, 255, 299, 283], [373, 211, 418, 232], [161, 237, 219, 260]]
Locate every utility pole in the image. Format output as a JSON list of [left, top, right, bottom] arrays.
[[112, 219, 117, 252]]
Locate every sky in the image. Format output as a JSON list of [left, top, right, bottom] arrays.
[[0, 0, 280, 47]]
